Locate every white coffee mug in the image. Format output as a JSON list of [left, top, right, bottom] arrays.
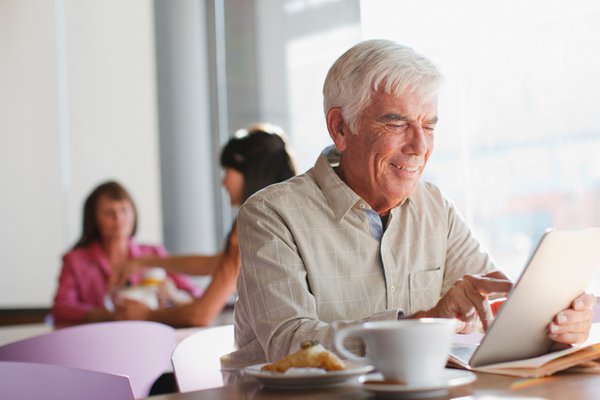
[[334, 319, 455, 385]]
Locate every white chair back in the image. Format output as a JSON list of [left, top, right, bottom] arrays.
[[171, 324, 235, 392]]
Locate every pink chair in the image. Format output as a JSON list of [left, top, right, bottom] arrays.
[[171, 324, 235, 392], [0, 361, 135, 400], [0, 321, 176, 398]]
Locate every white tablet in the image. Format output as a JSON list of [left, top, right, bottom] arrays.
[[468, 228, 600, 367]]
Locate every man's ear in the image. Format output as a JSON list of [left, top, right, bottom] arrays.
[[326, 107, 348, 152]]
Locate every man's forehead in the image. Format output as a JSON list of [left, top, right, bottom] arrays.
[[368, 91, 438, 120], [369, 88, 437, 104]]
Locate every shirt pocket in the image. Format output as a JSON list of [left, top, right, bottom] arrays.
[[409, 267, 444, 313]]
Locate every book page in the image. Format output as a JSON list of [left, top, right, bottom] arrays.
[[477, 324, 600, 371], [449, 323, 600, 373]]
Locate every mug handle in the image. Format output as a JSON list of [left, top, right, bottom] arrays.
[[334, 326, 368, 362]]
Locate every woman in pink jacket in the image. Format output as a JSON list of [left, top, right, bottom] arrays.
[[51, 181, 198, 326]]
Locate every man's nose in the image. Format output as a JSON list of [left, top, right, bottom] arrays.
[[407, 125, 428, 156]]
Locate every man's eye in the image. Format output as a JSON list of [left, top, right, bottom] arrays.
[[424, 126, 436, 133]]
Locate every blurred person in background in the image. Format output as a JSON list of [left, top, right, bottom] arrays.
[[115, 123, 297, 326], [51, 180, 199, 326]]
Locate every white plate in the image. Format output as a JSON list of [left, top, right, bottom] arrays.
[[242, 362, 373, 389], [356, 369, 476, 398]]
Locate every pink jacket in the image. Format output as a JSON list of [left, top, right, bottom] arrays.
[[51, 239, 199, 325]]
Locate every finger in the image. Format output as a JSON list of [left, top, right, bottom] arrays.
[[572, 293, 596, 310], [555, 308, 594, 325], [454, 320, 469, 333], [464, 274, 513, 295], [434, 283, 473, 319], [549, 331, 589, 345], [463, 279, 491, 321], [462, 284, 493, 331], [549, 320, 592, 337], [456, 314, 482, 334], [483, 270, 510, 281]]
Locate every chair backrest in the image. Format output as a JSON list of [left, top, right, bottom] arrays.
[[0, 360, 135, 400], [0, 321, 176, 399], [171, 324, 235, 392]]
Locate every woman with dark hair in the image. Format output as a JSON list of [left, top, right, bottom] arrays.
[[51, 181, 199, 325], [220, 123, 296, 204], [116, 123, 296, 326]]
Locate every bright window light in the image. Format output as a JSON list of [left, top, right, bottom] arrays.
[[361, 0, 600, 289]]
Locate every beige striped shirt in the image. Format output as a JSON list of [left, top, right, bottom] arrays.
[[222, 146, 497, 370]]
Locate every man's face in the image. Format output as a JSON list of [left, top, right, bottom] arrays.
[[337, 91, 438, 214]]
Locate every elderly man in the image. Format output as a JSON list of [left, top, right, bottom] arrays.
[[225, 39, 594, 369]]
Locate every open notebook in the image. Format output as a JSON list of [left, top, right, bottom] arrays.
[[448, 229, 600, 377]]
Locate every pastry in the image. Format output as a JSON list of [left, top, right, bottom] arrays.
[[261, 340, 346, 372]]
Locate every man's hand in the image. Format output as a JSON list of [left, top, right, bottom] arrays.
[[549, 293, 595, 346], [415, 271, 513, 333]]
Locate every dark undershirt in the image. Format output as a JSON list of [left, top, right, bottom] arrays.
[[380, 214, 390, 231]]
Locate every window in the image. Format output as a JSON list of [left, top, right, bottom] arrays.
[[361, 0, 600, 288]]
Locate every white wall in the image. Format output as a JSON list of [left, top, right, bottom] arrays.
[[0, 0, 163, 308]]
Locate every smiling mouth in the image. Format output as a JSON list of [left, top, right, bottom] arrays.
[[391, 163, 420, 173]]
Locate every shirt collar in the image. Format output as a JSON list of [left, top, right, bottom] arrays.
[[313, 146, 361, 222], [312, 145, 418, 221]]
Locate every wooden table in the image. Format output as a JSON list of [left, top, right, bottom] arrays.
[[148, 371, 600, 399]]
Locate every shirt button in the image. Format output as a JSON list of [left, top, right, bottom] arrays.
[[390, 285, 396, 292], [359, 202, 366, 209]]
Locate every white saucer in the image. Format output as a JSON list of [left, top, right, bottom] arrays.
[[242, 362, 373, 389], [356, 369, 476, 398]]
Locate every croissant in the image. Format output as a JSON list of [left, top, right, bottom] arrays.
[[261, 340, 346, 372]]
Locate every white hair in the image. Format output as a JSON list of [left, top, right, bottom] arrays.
[[323, 39, 442, 133]]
